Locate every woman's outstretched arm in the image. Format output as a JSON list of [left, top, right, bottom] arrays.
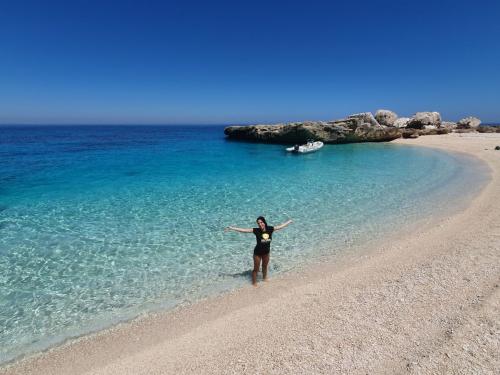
[[224, 226, 253, 233], [274, 219, 293, 231]]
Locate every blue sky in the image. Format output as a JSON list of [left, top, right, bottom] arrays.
[[1, 0, 499, 124]]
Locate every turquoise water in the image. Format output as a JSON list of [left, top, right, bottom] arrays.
[[0, 125, 488, 364]]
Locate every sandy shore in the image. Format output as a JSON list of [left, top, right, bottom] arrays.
[[2, 133, 499, 375]]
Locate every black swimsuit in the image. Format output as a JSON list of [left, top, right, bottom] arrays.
[[252, 226, 274, 256]]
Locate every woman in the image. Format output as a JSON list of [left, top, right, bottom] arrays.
[[225, 216, 293, 286]]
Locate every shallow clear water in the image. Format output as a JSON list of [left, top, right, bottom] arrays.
[[0, 125, 488, 363]]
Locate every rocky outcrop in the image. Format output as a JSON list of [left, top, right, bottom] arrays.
[[441, 121, 457, 131], [419, 127, 449, 135], [457, 117, 481, 129], [477, 125, 500, 133], [407, 112, 442, 129], [402, 127, 449, 138], [393, 117, 410, 128], [224, 114, 401, 144], [224, 110, 487, 144], [375, 109, 398, 126], [402, 129, 419, 139], [455, 128, 479, 133], [347, 112, 380, 127]]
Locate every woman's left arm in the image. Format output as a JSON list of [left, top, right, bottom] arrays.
[[274, 219, 293, 231]]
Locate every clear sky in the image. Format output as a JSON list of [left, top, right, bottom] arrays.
[[1, 0, 499, 124]]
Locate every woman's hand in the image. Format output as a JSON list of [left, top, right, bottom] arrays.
[[274, 219, 293, 231]]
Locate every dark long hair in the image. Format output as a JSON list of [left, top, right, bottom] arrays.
[[256, 216, 268, 230]]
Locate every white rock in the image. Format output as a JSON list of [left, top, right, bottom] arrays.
[[393, 117, 410, 128], [407, 112, 442, 129], [457, 116, 481, 129], [375, 109, 398, 126], [441, 121, 457, 130]]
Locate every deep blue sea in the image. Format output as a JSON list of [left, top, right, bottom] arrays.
[[0, 125, 489, 364]]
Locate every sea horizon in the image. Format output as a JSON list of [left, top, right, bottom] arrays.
[[1, 122, 499, 127]]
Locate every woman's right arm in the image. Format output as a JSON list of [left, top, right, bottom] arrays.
[[224, 226, 253, 233]]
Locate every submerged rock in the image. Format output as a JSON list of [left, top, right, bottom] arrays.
[[407, 112, 442, 129], [375, 109, 398, 126], [224, 113, 401, 144], [457, 116, 481, 129]]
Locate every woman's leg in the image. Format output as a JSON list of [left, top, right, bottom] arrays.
[[252, 255, 261, 285], [262, 253, 270, 281]]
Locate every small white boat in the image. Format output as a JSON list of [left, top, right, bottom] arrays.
[[286, 141, 324, 154]]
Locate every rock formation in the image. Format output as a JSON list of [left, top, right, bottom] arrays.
[[402, 129, 419, 139], [407, 112, 442, 129], [441, 121, 457, 131], [477, 125, 500, 133], [347, 112, 381, 127], [224, 110, 485, 144], [401, 127, 449, 139], [375, 109, 398, 126], [457, 117, 481, 129], [393, 117, 410, 128], [224, 113, 401, 144]]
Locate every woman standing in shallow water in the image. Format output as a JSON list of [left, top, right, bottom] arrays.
[[225, 216, 293, 286]]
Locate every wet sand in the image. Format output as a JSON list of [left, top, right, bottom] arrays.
[[2, 133, 499, 374]]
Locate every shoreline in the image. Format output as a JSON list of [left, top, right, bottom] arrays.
[[2, 133, 499, 374]]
